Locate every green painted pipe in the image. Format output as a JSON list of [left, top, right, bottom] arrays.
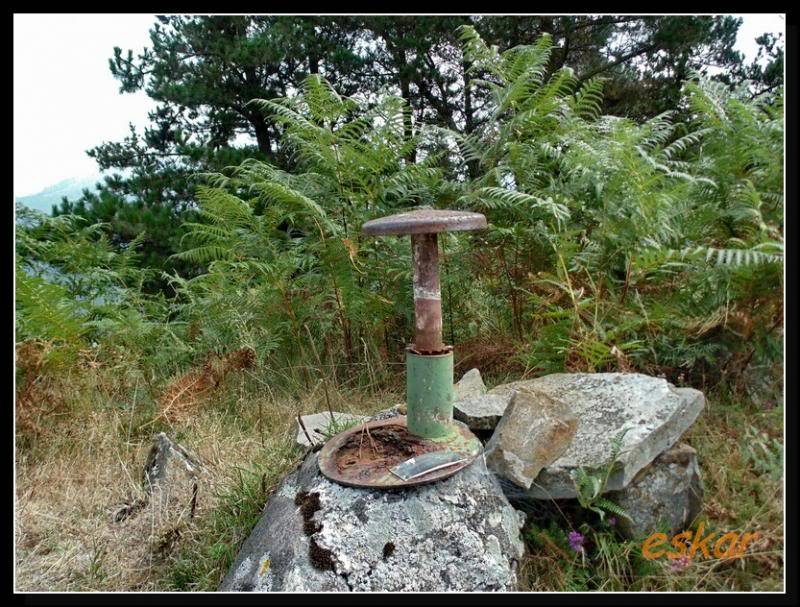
[[406, 350, 454, 439]]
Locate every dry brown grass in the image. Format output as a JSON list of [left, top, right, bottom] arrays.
[[14, 364, 393, 591], [156, 348, 256, 425], [15, 410, 228, 590], [455, 335, 524, 383], [15, 340, 70, 437], [16, 357, 782, 592]]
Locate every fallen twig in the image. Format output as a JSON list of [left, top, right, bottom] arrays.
[[297, 414, 316, 447]]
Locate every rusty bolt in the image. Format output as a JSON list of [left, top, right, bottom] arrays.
[[362, 209, 487, 353]]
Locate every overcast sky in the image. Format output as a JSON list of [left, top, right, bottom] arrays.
[[13, 13, 785, 198]]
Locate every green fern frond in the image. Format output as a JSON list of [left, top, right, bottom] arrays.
[[661, 127, 713, 160], [668, 244, 783, 267], [458, 25, 503, 79], [16, 271, 85, 344], [473, 187, 570, 224], [593, 497, 632, 522], [568, 77, 605, 120]]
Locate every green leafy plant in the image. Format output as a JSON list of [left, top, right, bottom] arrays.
[[742, 424, 782, 481], [570, 429, 632, 522], [16, 29, 783, 410]]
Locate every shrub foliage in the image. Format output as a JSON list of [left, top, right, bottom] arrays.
[[16, 30, 783, 401]]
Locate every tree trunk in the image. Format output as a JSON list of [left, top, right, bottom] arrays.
[[377, 22, 415, 163], [399, 72, 416, 164], [251, 113, 272, 157], [462, 60, 479, 179]]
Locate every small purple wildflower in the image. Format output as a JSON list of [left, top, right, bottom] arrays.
[[607, 516, 617, 527], [669, 554, 691, 572], [568, 530, 585, 553]]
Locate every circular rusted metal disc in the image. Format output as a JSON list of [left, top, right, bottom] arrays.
[[318, 416, 483, 489], [362, 209, 487, 236]]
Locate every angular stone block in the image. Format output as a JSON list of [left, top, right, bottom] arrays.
[[484, 389, 576, 489], [488, 373, 705, 499], [454, 393, 512, 431], [294, 412, 367, 448], [610, 443, 703, 539], [453, 368, 486, 402]]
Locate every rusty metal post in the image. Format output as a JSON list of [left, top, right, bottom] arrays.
[[316, 209, 488, 488], [411, 232, 443, 353], [362, 209, 487, 440]]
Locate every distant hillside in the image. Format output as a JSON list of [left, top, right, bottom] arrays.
[[16, 176, 101, 214]]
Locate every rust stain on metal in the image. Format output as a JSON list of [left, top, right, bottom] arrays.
[[334, 423, 436, 473], [411, 233, 443, 353]]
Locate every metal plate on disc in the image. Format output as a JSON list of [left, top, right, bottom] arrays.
[[317, 416, 482, 489], [389, 450, 468, 482]]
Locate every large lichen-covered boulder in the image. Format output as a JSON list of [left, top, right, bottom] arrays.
[[219, 452, 525, 592], [487, 373, 705, 499], [609, 443, 704, 539]]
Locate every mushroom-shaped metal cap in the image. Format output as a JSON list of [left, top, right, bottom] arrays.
[[362, 209, 486, 236]]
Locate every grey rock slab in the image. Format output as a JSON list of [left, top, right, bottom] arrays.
[[105, 433, 202, 583], [114, 432, 201, 523], [454, 393, 512, 431], [295, 412, 367, 448], [484, 389, 576, 489], [142, 432, 201, 489], [219, 452, 526, 592], [610, 443, 703, 539], [453, 368, 487, 401], [487, 373, 705, 499]]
